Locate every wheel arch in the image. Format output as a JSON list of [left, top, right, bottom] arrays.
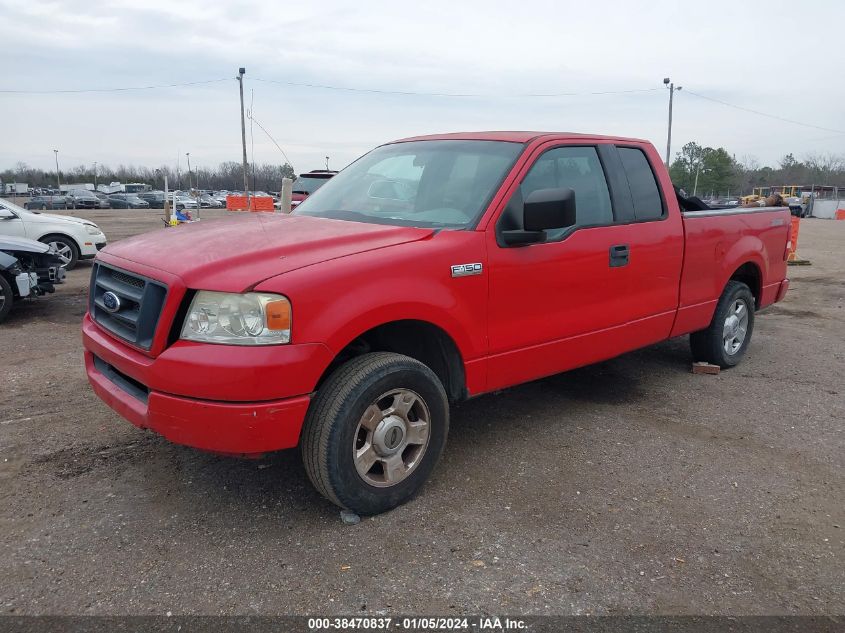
[[316, 319, 467, 403], [728, 261, 762, 308], [38, 231, 82, 250]]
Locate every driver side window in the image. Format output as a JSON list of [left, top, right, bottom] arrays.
[[509, 146, 614, 241]]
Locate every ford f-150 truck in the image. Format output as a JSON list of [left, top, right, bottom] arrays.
[[82, 132, 791, 514]]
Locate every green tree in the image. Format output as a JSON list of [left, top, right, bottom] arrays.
[[670, 142, 740, 197]]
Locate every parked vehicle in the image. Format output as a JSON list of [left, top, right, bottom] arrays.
[[137, 191, 166, 209], [290, 170, 336, 209], [0, 236, 66, 324], [198, 194, 222, 208], [25, 195, 68, 210], [93, 192, 111, 209], [65, 189, 100, 209], [108, 194, 150, 209], [0, 198, 107, 269], [169, 194, 199, 211], [82, 132, 790, 515]]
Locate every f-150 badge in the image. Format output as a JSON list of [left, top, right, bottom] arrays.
[[451, 263, 483, 277]]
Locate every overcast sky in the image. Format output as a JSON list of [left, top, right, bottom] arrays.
[[1, 0, 843, 174]]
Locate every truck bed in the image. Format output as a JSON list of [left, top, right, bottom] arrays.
[[671, 206, 791, 337]]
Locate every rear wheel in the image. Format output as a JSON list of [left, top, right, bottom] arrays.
[[40, 235, 79, 270], [690, 280, 755, 368], [0, 275, 13, 323], [301, 352, 449, 515]]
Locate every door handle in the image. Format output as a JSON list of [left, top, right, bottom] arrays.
[[609, 244, 629, 267]]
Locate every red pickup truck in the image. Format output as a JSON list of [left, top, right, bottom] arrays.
[[82, 132, 791, 514]]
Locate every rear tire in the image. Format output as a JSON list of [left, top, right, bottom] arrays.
[[0, 275, 13, 324], [690, 280, 755, 368], [301, 352, 449, 515]]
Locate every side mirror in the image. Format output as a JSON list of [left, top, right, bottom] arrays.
[[524, 187, 576, 231], [500, 188, 577, 246]]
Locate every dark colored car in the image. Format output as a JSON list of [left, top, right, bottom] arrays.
[[137, 191, 166, 209], [65, 190, 100, 209], [291, 170, 337, 209], [107, 194, 150, 209], [24, 195, 68, 210], [93, 192, 111, 209]]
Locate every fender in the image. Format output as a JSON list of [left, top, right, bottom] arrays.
[[718, 235, 767, 299], [302, 286, 478, 362]]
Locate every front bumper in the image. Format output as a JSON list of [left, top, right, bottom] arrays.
[[85, 351, 311, 454], [82, 314, 333, 454], [79, 239, 107, 259]]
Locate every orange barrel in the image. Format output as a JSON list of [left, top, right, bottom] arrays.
[[787, 216, 801, 261]]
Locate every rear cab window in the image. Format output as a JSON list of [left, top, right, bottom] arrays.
[[617, 147, 665, 221]]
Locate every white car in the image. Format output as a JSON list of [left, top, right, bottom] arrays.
[[168, 194, 199, 210], [0, 198, 107, 270]]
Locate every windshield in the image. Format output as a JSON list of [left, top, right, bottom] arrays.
[[294, 140, 523, 229], [292, 175, 332, 195]]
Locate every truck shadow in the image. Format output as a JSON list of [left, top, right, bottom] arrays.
[[27, 336, 693, 524]]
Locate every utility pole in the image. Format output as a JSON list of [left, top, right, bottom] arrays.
[[693, 161, 702, 197], [157, 168, 171, 225], [663, 78, 682, 167], [237, 67, 250, 207], [53, 149, 61, 190], [186, 152, 192, 192]]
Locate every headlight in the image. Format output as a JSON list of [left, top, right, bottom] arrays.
[[84, 224, 102, 235], [180, 291, 291, 345]]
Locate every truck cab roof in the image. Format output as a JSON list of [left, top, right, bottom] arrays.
[[392, 131, 647, 145]]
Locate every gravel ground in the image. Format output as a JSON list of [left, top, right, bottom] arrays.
[[0, 210, 842, 616]]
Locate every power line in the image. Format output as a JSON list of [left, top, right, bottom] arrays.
[[247, 111, 295, 171], [683, 88, 845, 135], [0, 78, 231, 94], [251, 77, 661, 98]]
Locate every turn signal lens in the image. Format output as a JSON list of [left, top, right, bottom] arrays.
[[266, 299, 292, 331]]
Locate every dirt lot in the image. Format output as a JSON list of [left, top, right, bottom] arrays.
[[1, 210, 842, 616]]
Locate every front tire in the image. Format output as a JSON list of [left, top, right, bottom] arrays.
[[690, 280, 755, 368], [301, 352, 449, 515], [0, 275, 13, 323], [40, 235, 80, 270]]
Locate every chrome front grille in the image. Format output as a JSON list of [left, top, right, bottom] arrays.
[[89, 263, 167, 350]]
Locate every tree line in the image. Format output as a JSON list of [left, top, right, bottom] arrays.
[[3, 145, 844, 198], [669, 143, 844, 198], [0, 161, 296, 192]]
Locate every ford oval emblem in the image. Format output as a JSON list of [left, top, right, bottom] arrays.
[[102, 291, 121, 313]]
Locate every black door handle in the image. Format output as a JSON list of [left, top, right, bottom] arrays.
[[609, 244, 629, 267]]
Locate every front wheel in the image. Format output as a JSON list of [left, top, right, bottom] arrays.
[[0, 275, 13, 323], [301, 352, 449, 515], [41, 235, 79, 270], [690, 280, 755, 368]]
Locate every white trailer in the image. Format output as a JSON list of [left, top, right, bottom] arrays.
[[4, 183, 29, 195]]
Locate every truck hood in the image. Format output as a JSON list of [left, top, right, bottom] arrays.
[[101, 214, 434, 292]]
